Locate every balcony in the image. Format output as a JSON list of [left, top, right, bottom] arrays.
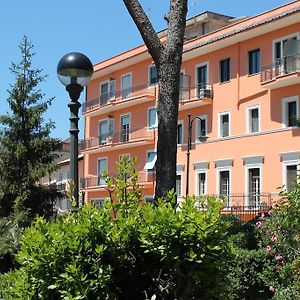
[[80, 170, 156, 189], [81, 127, 156, 153], [82, 82, 157, 116], [203, 193, 272, 222], [179, 82, 213, 111], [260, 54, 300, 89]]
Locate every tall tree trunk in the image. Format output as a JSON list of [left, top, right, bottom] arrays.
[[123, 0, 188, 201]]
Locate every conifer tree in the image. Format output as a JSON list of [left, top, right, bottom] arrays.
[[0, 36, 60, 222]]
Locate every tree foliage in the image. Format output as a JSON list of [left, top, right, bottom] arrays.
[[0, 36, 60, 222]]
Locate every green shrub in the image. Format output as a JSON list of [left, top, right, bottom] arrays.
[[0, 157, 231, 299]]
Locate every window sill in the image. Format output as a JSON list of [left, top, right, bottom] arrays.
[[219, 80, 231, 85]]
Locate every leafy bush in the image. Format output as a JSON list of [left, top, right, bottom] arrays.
[[257, 182, 300, 298], [0, 157, 231, 300]]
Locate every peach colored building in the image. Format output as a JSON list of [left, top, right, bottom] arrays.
[[81, 1, 300, 210]]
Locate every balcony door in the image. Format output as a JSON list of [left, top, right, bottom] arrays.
[[121, 73, 132, 100], [120, 114, 130, 142], [100, 82, 109, 105], [99, 119, 114, 145], [219, 170, 230, 207], [196, 64, 208, 98], [248, 168, 261, 207]]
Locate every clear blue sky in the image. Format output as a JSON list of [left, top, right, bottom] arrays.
[[0, 0, 291, 139]]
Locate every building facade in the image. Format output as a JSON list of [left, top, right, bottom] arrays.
[[81, 1, 300, 208]]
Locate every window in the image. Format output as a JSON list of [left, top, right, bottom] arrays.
[[198, 172, 206, 195], [176, 174, 182, 197], [248, 49, 260, 75], [219, 112, 230, 138], [144, 151, 157, 170], [120, 114, 130, 142], [282, 96, 298, 127], [286, 165, 297, 192], [280, 151, 300, 192], [121, 73, 132, 99], [273, 34, 299, 76], [92, 199, 105, 207], [196, 63, 208, 98], [195, 162, 209, 196], [98, 158, 107, 186], [247, 106, 260, 133], [195, 115, 207, 141], [220, 58, 230, 83], [148, 107, 158, 128], [177, 121, 183, 145], [149, 65, 158, 85], [100, 80, 116, 105], [99, 118, 114, 144], [274, 36, 297, 60], [248, 168, 261, 207], [219, 170, 230, 196]]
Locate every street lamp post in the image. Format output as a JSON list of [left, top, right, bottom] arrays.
[[186, 114, 208, 196], [57, 52, 93, 207]]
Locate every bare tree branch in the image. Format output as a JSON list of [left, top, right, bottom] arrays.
[[123, 0, 164, 65]]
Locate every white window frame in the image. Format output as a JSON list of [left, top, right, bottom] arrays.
[[99, 79, 116, 103], [282, 96, 299, 128], [144, 150, 157, 171], [121, 72, 132, 100], [120, 112, 131, 142], [148, 64, 158, 86], [243, 156, 263, 206], [177, 120, 184, 145], [218, 111, 231, 138], [216, 167, 232, 206], [246, 105, 260, 133], [98, 118, 114, 144], [195, 114, 208, 143], [195, 162, 208, 196], [272, 32, 300, 61], [176, 171, 183, 200], [280, 151, 300, 191], [97, 157, 108, 186], [195, 62, 209, 98], [147, 106, 158, 129]]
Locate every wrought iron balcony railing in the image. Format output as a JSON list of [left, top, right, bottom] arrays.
[[81, 127, 155, 151], [179, 82, 213, 101], [82, 82, 157, 113], [260, 53, 300, 83], [80, 170, 156, 189]]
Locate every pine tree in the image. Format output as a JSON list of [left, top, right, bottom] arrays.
[[0, 36, 60, 222]]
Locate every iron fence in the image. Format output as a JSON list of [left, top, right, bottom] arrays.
[[261, 53, 300, 83]]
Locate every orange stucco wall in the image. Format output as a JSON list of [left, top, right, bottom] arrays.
[[82, 1, 300, 204]]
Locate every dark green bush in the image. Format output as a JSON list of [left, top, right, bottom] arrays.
[[0, 197, 230, 300]]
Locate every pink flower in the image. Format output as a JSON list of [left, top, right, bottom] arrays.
[[271, 234, 278, 242], [256, 221, 262, 228], [259, 212, 265, 220], [268, 208, 273, 215], [266, 245, 271, 252], [275, 255, 285, 265], [269, 286, 275, 293]]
